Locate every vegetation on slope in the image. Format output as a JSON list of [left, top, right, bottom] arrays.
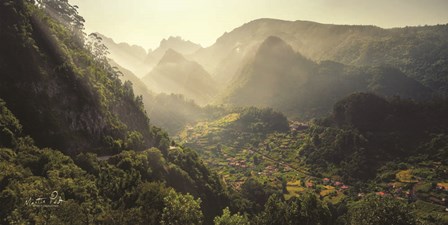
[[2, 1, 447, 225], [0, 0, 155, 155], [178, 95, 448, 224], [193, 18, 448, 94], [0, 97, 230, 224], [222, 36, 431, 119], [301, 93, 448, 180], [0, 1, 230, 224]]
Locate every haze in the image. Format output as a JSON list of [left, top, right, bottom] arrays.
[[69, 0, 448, 50]]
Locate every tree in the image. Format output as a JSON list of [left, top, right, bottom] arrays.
[[214, 207, 250, 225], [38, 0, 85, 31], [333, 93, 391, 131], [145, 148, 167, 179], [257, 194, 287, 225], [256, 193, 331, 225], [161, 189, 203, 225], [241, 178, 278, 210], [74, 152, 100, 175], [0, 98, 22, 148], [298, 193, 331, 225], [348, 194, 416, 225], [124, 131, 144, 150], [135, 182, 170, 225]]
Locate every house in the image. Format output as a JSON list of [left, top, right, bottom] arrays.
[[289, 121, 309, 131], [436, 183, 448, 191]]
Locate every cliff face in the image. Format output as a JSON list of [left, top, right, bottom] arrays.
[[0, 1, 153, 154]]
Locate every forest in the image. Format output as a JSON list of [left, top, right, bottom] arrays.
[[0, 0, 447, 224]]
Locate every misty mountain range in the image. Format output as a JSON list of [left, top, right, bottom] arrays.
[[102, 18, 447, 124]]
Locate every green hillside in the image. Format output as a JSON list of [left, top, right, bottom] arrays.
[[1, 1, 447, 225], [0, 1, 229, 224], [177, 96, 448, 224], [0, 0, 153, 155], [0, 97, 228, 224], [222, 36, 431, 119]]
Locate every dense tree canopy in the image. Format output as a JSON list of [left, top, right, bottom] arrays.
[[348, 194, 416, 225]]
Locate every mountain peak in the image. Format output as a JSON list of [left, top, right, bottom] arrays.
[[262, 36, 290, 46], [145, 37, 202, 67], [158, 49, 186, 64], [159, 36, 202, 50], [255, 36, 296, 64]]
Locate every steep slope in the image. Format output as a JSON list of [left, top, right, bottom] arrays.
[[222, 36, 431, 119], [99, 35, 203, 77], [110, 60, 211, 135], [96, 33, 151, 77], [300, 93, 448, 181], [143, 49, 219, 105], [0, 0, 154, 154], [193, 18, 448, 92], [109, 59, 155, 104], [145, 36, 202, 68], [0, 95, 229, 225], [0, 2, 231, 224]]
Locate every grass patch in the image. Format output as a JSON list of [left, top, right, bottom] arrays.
[[396, 170, 418, 183], [325, 192, 346, 205], [287, 185, 305, 195], [413, 200, 448, 224], [320, 189, 335, 197]]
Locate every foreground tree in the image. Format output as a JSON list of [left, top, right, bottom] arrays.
[[256, 193, 331, 225], [348, 194, 416, 225], [214, 207, 250, 225], [161, 189, 203, 225]]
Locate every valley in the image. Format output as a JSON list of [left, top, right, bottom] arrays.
[[1, 0, 448, 224], [173, 107, 448, 222]]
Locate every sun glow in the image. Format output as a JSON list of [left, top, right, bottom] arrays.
[[156, 0, 188, 12], [69, 0, 448, 50]]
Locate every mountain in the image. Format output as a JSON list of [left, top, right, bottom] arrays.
[[300, 92, 448, 180], [192, 18, 448, 93], [143, 49, 219, 105], [221, 36, 431, 119], [0, 2, 230, 224], [109, 59, 155, 101], [96, 33, 151, 77], [145, 36, 202, 68], [110, 58, 214, 135], [99, 35, 203, 77], [0, 4, 158, 155]]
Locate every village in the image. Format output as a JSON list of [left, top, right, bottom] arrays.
[[177, 115, 448, 214]]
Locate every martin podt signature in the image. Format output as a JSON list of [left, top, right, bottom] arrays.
[[25, 191, 64, 208]]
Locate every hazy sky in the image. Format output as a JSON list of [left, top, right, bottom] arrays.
[[69, 0, 448, 50]]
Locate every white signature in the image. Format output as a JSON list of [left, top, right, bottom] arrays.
[[25, 191, 64, 207]]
